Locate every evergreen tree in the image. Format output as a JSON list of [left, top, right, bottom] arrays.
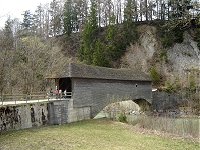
[[167, 0, 195, 30], [49, 0, 63, 36], [148, 0, 156, 21], [73, 0, 89, 31], [21, 10, 36, 36], [160, 0, 166, 20], [63, 0, 73, 36], [93, 39, 109, 67], [34, 4, 45, 37], [104, 15, 118, 61], [123, 0, 138, 45], [78, 0, 98, 64], [21, 10, 33, 29], [103, 0, 114, 26]]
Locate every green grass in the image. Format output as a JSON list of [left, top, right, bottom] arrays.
[[0, 119, 199, 150]]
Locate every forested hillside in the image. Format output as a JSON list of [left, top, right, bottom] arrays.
[[0, 0, 199, 95]]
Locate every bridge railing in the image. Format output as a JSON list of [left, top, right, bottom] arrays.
[[0, 92, 73, 106], [48, 92, 72, 99]]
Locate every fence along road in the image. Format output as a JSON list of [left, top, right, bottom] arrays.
[[0, 92, 72, 106]]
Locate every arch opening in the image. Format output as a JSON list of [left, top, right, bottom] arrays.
[[94, 97, 152, 119], [94, 100, 147, 119], [133, 99, 151, 112]]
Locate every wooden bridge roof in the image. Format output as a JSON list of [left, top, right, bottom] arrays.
[[47, 62, 152, 81]]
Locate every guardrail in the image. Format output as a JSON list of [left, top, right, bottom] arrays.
[[0, 92, 72, 106]]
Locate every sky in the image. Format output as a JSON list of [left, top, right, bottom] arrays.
[[0, 0, 52, 28]]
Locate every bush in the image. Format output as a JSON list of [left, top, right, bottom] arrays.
[[161, 34, 172, 47], [160, 49, 168, 62], [118, 113, 127, 123], [160, 26, 184, 48], [189, 74, 196, 92], [172, 27, 184, 43], [150, 65, 161, 85], [163, 80, 175, 92], [163, 77, 181, 92]]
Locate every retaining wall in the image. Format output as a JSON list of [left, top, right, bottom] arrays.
[[0, 99, 91, 134], [152, 90, 184, 110]]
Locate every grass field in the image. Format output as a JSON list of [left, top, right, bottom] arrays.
[[0, 118, 199, 150]]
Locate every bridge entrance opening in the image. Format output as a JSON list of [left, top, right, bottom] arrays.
[[59, 78, 72, 93]]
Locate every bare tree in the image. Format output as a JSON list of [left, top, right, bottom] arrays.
[[0, 18, 14, 94], [114, 0, 123, 24], [73, 0, 89, 32]]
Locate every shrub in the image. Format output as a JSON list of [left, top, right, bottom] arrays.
[[160, 49, 168, 62], [163, 77, 181, 92], [150, 65, 161, 85], [160, 26, 184, 48], [118, 113, 127, 123], [161, 34, 172, 47], [172, 27, 184, 43], [189, 74, 196, 92], [163, 80, 174, 92]]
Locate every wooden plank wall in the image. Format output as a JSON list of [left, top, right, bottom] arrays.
[[72, 78, 152, 117]]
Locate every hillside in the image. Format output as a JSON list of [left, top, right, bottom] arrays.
[[0, 21, 199, 97], [121, 25, 200, 88], [56, 24, 199, 89]]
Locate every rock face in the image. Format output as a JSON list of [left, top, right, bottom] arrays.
[[121, 25, 160, 72], [139, 25, 159, 59], [121, 25, 200, 85], [167, 32, 200, 77]]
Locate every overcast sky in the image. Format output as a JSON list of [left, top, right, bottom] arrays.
[[0, 0, 52, 28]]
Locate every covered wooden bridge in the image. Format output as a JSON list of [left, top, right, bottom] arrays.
[[47, 62, 152, 118]]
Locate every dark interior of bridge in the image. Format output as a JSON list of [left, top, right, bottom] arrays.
[[133, 99, 150, 111], [59, 78, 72, 92]]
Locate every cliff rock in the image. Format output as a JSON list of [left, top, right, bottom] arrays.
[[121, 25, 200, 86]]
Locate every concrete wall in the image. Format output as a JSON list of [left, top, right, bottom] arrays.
[[72, 78, 152, 117], [0, 103, 48, 134], [0, 100, 91, 133]]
